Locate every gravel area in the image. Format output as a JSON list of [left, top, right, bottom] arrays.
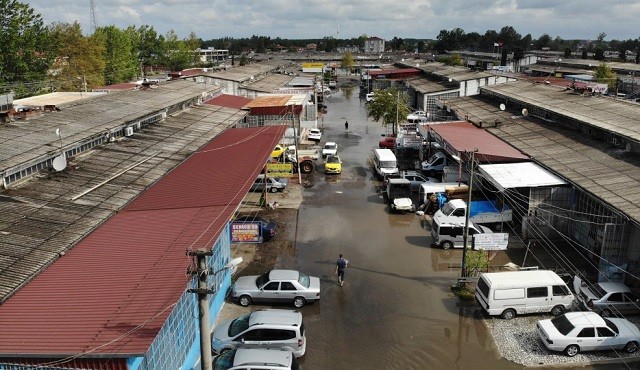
[[485, 312, 640, 367]]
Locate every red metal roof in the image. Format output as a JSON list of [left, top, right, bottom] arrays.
[[205, 94, 253, 110], [0, 126, 286, 357], [428, 121, 529, 163]]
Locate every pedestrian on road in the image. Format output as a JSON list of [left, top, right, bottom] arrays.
[[335, 254, 348, 286], [344, 120, 349, 131]]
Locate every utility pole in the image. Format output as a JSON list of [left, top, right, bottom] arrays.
[[187, 249, 214, 370], [461, 149, 477, 278]]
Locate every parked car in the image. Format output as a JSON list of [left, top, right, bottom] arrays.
[[212, 348, 299, 370], [365, 92, 375, 102], [211, 309, 307, 358], [321, 142, 338, 157], [536, 311, 640, 357], [231, 269, 321, 308], [324, 155, 342, 174], [271, 145, 287, 159], [250, 174, 288, 193], [378, 136, 396, 149], [232, 216, 277, 242], [307, 128, 322, 141], [399, 170, 438, 192], [406, 110, 428, 123], [575, 278, 640, 317]]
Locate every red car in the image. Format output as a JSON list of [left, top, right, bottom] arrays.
[[378, 136, 396, 149]]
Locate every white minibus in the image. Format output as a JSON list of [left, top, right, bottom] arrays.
[[373, 149, 398, 179]]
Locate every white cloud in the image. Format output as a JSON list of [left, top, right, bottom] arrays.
[[25, 0, 640, 40]]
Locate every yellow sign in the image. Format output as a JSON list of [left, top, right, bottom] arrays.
[[302, 62, 325, 72], [266, 163, 293, 177]]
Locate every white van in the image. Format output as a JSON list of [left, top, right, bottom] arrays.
[[373, 149, 398, 179], [475, 270, 575, 320], [430, 219, 492, 249]]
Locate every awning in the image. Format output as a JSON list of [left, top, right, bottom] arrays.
[[478, 162, 567, 191]]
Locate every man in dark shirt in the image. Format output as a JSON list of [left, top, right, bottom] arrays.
[[335, 254, 348, 286]]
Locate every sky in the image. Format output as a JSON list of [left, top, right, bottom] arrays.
[[28, 0, 640, 42]]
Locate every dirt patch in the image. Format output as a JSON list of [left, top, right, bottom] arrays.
[[231, 208, 298, 278]]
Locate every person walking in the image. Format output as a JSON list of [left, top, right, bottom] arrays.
[[335, 254, 348, 286], [344, 120, 349, 132]]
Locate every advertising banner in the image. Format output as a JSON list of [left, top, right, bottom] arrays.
[[473, 233, 509, 250], [231, 222, 261, 243], [266, 163, 293, 177]]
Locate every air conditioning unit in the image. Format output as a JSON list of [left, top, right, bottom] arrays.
[[125, 127, 134, 136]]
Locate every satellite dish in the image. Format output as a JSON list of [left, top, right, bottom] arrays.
[[499, 103, 506, 111], [52, 155, 67, 172], [522, 108, 529, 116], [55, 128, 60, 137]]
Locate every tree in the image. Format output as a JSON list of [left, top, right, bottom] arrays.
[[94, 25, 138, 84], [366, 87, 411, 137], [136, 25, 165, 75], [340, 52, 355, 73], [564, 48, 572, 58], [49, 22, 105, 91], [0, 0, 52, 95], [162, 29, 193, 71], [594, 62, 617, 91], [239, 53, 249, 66], [439, 54, 463, 66]]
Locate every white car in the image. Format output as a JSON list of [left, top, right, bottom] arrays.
[[321, 142, 338, 157], [537, 311, 640, 357], [407, 110, 428, 123], [212, 348, 299, 370], [365, 92, 374, 102], [308, 128, 322, 141]]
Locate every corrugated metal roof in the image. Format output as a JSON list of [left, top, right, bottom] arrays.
[[205, 94, 253, 109], [446, 95, 640, 226], [481, 80, 640, 143], [244, 95, 293, 108], [0, 126, 286, 356], [428, 121, 529, 162], [478, 162, 567, 191], [0, 103, 243, 304], [404, 76, 454, 94]]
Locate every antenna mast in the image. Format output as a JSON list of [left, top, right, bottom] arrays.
[[90, 0, 98, 33]]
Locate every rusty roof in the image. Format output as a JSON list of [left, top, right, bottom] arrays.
[[428, 121, 529, 163], [0, 125, 286, 356], [205, 94, 253, 109], [244, 95, 293, 108]]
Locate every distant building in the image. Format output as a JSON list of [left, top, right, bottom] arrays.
[[197, 47, 229, 63], [364, 37, 385, 54], [337, 46, 360, 53]]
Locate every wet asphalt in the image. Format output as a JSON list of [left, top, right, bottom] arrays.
[[274, 86, 518, 370]]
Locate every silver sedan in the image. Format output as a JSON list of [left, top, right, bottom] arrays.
[[231, 269, 321, 308]]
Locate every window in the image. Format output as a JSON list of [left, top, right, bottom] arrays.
[[608, 292, 624, 302], [261, 329, 296, 341], [452, 209, 465, 217], [241, 329, 265, 341], [527, 287, 548, 298], [439, 226, 454, 236], [553, 285, 570, 296], [281, 282, 297, 291], [264, 282, 279, 291], [597, 327, 615, 337], [624, 292, 638, 302], [577, 328, 595, 337]]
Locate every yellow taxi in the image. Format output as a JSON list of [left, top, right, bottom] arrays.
[[271, 144, 287, 159], [324, 155, 342, 174]]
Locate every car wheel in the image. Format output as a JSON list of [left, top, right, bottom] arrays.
[[238, 295, 252, 307], [300, 162, 314, 174], [624, 341, 639, 353], [293, 297, 306, 308], [551, 305, 565, 316], [220, 347, 232, 354], [501, 309, 516, 320], [270, 186, 278, 193], [441, 241, 453, 250], [564, 344, 580, 357], [600, 309, 612, 317]]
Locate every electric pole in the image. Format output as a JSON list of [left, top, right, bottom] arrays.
[[461, 149, 477, 278], [187, 249, 214, 370]]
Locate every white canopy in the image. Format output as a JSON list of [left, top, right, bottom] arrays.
[[478, 162, 566, 191]]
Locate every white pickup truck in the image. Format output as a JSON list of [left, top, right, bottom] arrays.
[[433, 198, 512, 228]]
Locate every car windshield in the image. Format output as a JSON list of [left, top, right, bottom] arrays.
[[298, 272, 310, 288], [324, 144, 336, 149], [228, 314, 250, 337], [588, 284, 608, 299], [604, 318, 620, 334], [213, 350, 235, 370], [550, 315, 575, 336], [256, 271, 271, 288], [441, 202, 456, 216], [327, 156, 340, 163]]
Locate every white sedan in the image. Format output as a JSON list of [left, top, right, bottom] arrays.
[[537, 311, 640, 357], [308, 128, 322, 141], [322, 142, 338, 157]]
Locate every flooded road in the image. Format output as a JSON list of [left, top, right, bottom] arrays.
[[278, 87, 520, 369]]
